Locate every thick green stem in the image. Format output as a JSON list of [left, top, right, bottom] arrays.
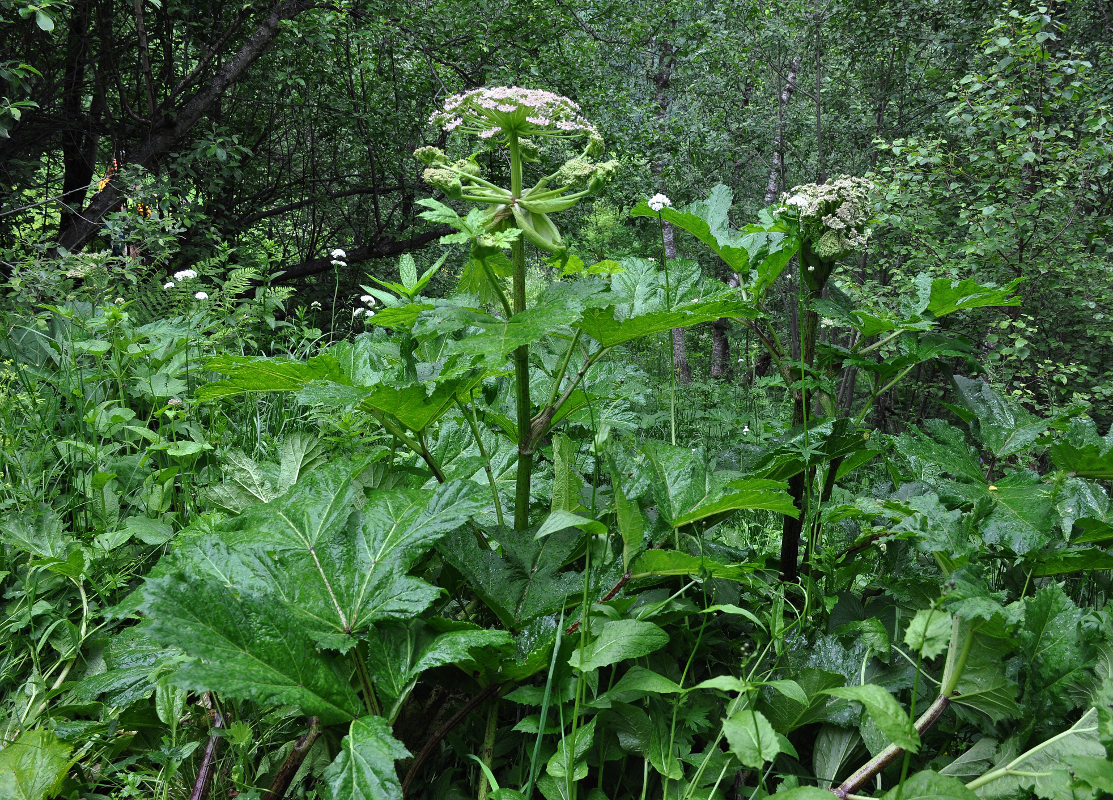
[[476, 697, 501, 800], [509, 132, 533, 532]]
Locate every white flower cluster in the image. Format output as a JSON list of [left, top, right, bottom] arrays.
[[429, 86, 600, 144], [331, 248, 347, 268], [778, 176, 874, 261], [647, 193, 672, 212], [194, 291, 208, 301], [352, 293, 377, 320], [174, 269, 197, 281]]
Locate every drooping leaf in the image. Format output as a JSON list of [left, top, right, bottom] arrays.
[[75, 626, 175, 708], [631, 550, 755, 582], [952, 376, 1047, 459], [577, 300, 757, 347], [916, 275, 1022, 318], [823, 685, 919, 752], [631, 185, 751, 272], [0, 729, 72, 800], [880, 770, 979, 800], [198, 353, 348, 400], [904, 609, 952, 659], [319, 715, 409, 800], [812, 725, 860, 790], [140, 572, 364, 724]]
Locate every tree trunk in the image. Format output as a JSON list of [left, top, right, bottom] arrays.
[[661, 217, 692, 384], [710, 318, 732, 379], [55, 0, 317, 254], [58, 0, 97, 241]]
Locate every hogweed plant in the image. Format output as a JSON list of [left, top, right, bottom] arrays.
[[418, 86, 618, 530]]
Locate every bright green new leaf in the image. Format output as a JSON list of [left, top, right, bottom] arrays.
[[319, 715, 409, 800], [577, 300, 757, 347], [904, 609, 952, 659], [722, 708, 781, 769], [1049, 417, 1113, 480], [198, 353, 347, 399], [568, 619, 669, 672], [0, 729, 72, 800]]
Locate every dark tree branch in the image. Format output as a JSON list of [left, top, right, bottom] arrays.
[[271, 228, 450, 283], [55, 0, 319, 254]]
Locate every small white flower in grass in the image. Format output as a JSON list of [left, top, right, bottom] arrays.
[[353, 308, 364, 317], [648, 193, 672, 212], [331, 259, 345, 267], [742, 425, 750, 435], [163, 281, 175, 290], [174, 269, 197, 281], [366, 310, 375, 318], [115, 297, 125, 304], [360, 294, 373, 303], [331, 248, 346, 259], [194, 291, 208, 301], [310, 300, 322, 311]]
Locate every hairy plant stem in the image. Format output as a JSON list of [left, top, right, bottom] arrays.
[[832, 617, 975, 798], [509, 131, 533, 532], [476, 697, 501, 800], [188, 700, 226, 800], [263, 716, 321, 800]]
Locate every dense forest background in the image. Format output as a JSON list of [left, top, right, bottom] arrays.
[[3, 0, 1111, 415], [2, 1, 1113, 800]]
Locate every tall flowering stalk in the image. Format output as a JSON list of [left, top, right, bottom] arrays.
[[773, 175, 874, 582], [420, 87, 617, 531]]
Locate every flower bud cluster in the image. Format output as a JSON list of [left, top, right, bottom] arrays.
[[778, 176, 874, 261]]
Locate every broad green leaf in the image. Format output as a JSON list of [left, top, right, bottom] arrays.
[[760, 667, 846, 733], [592, 666, 682, 707], [551, 434, 582, 513], [647, 711, 684, 779], [577, 300, 757, 347], [971, 708, 1104, 800], [977, 472, 1056, 556], [429, 281, 608, 364], [916, 275, 1021, 318], [358, 374, 484, 433], [0, 729, 72, 800], [823, 685, 919, 752], [1025, 546, 1113, 576], [1050, 417, 1113, 480], [319, 715, 409, 800], [631, 550, 754, 582], [881, 770, 979, 800], [75, 626, 172, 707], [536, 510, 605, 538], [631, 185, 751, 272], [722, 708, 781, 769], [610, 457, 645, 571], [642, 441, 797, 529], [568, 619, 669, 672], [952, 376, 1047, 459], [140, 573, 364, 724], [896, 420, 985, 484], [1017, 585, 1090, 715], [438, 525, 583, 629], [939, 737, 998, 781], [904, 609, 952, 659], [951, 624, 1020, 722], [209, 469, 483, 650], [198, 353, 347, 399]]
